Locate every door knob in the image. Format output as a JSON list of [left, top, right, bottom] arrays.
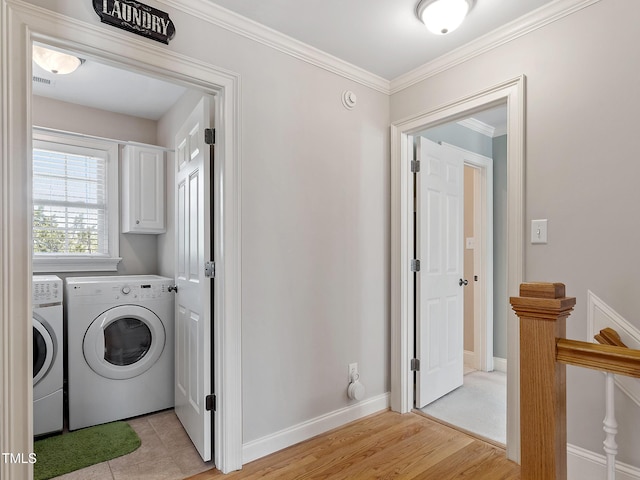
[[459, 279, 468, 286], [168, 285, 178, 293]]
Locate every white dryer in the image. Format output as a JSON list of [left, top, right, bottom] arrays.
[[32, 275, 64, 436], [66, 275, 175, 430]]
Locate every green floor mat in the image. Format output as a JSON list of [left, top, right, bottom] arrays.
[[34, 421, 141, 480]]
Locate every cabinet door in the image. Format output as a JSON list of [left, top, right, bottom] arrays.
[[122, 145, 166, 233]]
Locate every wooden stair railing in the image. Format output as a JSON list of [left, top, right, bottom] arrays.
[[510, 282, 640, 480]]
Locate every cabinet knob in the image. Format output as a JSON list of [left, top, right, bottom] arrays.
[[136, 220, 140, 224]]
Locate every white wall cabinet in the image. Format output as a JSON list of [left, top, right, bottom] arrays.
[[122, 144, 166, 234]]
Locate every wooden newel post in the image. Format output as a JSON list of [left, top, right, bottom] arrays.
[[510, 283, 576, 480]]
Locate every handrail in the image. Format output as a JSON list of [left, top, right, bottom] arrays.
[[510, 282, 640, 480], [595, 327, 627, 348], [556, 340, 640, 377]]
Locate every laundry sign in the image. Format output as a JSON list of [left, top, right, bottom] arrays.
[[93, 0, 176, 44]]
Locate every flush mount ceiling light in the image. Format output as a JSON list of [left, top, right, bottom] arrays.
[[416, 0, 474, 35], [32, 45, 84, 75]]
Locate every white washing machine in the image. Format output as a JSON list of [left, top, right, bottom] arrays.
[[32, 275, 64, 436], [66, 275, 175, 430]]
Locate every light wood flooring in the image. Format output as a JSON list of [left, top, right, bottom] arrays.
[[188, 410, 521, 480]]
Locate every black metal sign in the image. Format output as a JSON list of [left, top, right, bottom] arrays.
[[93, 0, 175, 45]]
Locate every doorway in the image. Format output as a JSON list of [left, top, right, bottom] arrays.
[[390, 76, 525, 462], [410, 115, 505, 443], [1, 6, 242, 473], [31, 41, 216, 461]]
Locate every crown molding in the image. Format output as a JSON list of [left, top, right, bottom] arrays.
[[457, 118, 495, 138], [457, 117, 508, 138], [157, 0, 390, 95], [390, 0, 602, 94]]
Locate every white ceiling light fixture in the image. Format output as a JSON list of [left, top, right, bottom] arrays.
[[32, 45, 84, 75], [416, 0, 474, 35]]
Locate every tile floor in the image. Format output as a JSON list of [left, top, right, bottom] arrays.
[[53, 410, 214, 480]]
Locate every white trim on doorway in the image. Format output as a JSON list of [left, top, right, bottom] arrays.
[[390, 75, 525, 463], [1, 1, 242, 477]]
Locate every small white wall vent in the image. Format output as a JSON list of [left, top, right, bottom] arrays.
[[33, 76, 55, 87]]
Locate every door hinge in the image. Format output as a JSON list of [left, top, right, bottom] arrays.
[[204, 261, 215, 278], [204, 128, 216, 145], [205, 394, 216, 411], [411, 358, 420, 372], [411, 259, 421, 272], [411, 160, 420, 173]]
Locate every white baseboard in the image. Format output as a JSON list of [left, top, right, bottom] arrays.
[[568, 444, 640, 480], [242, 393, 390, 464], [493, 357, 507, 373]]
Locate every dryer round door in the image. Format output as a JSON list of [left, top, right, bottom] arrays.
[[33, 315, 54, 386], [83, 305, 166, 380]]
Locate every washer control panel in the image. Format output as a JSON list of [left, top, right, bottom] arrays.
[[112, 282, 169, 300], [66, 276, 172, 303], [32, 276, 62, 305]]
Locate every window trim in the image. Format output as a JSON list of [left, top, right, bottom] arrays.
[[32, 128, 121, 272]]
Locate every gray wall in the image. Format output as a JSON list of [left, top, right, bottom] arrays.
[[32, 95, 160, 277], [492, 135, 508, 360], [392, 0, 640, 464]]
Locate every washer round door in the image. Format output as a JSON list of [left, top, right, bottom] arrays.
[[83, 305, 166, 380], [33, 315, 54, 386]]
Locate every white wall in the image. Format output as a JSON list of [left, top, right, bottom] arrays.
[[21, 0, 391, 446], [32, 95, 160, 276], [32, 96, 158, 144], [392, 0, 640, 466]]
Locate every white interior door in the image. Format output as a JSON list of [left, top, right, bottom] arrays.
[[174, 96, 213, 461], [415, 137, 465, 408]]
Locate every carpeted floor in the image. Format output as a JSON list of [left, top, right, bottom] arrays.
[[420, 370, 506, 444]]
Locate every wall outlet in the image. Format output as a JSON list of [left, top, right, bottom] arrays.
[[348, 363, 358, 382]]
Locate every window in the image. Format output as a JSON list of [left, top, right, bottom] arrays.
[[32, 129, 121, 272]]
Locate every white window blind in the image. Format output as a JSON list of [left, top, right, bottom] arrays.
[[33, 145, 108, 255], [32, 130, 120, 272]]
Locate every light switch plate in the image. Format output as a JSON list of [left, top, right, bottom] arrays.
[[531, 219, 548, 244]]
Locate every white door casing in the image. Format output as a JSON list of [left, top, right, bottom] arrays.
[[390, 76, 525, 463], [415, 138, 464, 408], [174, 96, 213, 461]]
